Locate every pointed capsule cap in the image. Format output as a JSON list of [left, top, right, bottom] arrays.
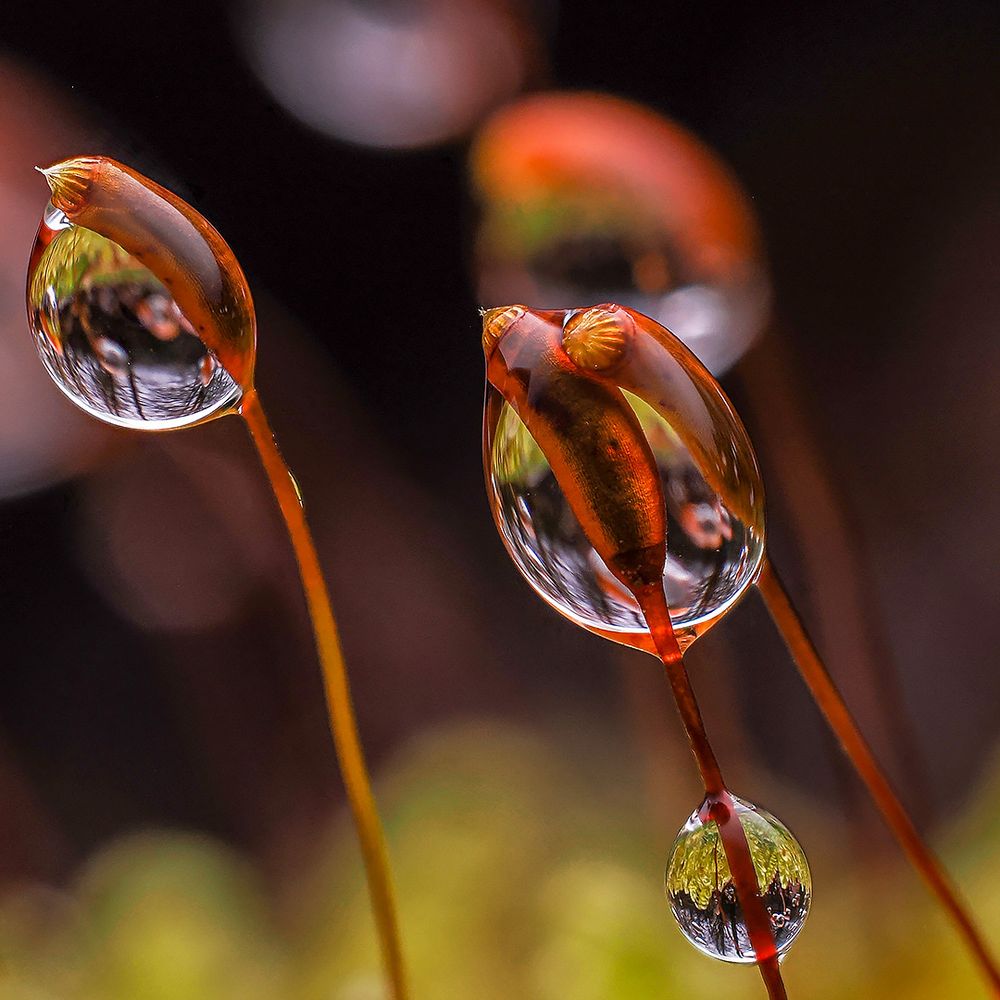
[[37, 157, 102, 217], [481, 304, 526, 358]]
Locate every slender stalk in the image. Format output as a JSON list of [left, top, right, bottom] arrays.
[[741, 331, 931, 810], [758, 557, 1000, 996], [240, 389, 409, 1000], [644, 600, 725, 798], [637, 585, 787, 1000]]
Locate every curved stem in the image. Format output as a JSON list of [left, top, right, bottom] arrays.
[[240, 389, 409, 1000], [758, 557, 1000, 996], [636, 585, 787, 1000], [741, 330, 931, 812]]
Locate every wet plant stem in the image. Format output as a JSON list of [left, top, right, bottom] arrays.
[[241, 389, 409, 1000], [637, 584, 787, 1000], [758, 557, 1000, 996]]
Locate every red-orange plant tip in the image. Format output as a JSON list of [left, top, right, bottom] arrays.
[[37, 157, 101, 217]]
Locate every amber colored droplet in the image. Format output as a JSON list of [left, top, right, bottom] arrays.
[[482, 303, 526, 359]]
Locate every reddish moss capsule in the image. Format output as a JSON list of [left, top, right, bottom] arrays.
[[27, 157, 255, 429]]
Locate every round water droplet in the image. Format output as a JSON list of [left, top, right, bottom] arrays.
[[483, 305, 764, 648], [665, 796, 811, 964], [26, 203, 241, 430], [471, 92, 769, 374]]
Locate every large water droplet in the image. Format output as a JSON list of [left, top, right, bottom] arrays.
[[665, 796, 812, 964], [483, 307, 764, 648], [471, 93, 770, 374], [26, 203, 241, 430]]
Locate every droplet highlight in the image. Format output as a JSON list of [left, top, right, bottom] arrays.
[[665, 796, 811, 964]]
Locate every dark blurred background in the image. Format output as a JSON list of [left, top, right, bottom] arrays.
[[0, 1, 998, 996]]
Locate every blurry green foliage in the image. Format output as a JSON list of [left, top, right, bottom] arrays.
[[0, 719, 996, 998]]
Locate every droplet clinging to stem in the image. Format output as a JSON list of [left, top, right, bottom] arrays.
[[666, 794, 812, 964]]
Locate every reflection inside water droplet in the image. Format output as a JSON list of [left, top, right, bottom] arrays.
[[665, 795, 812, 964], [26, 203, 241, 429], [485, 389, 764, 645]]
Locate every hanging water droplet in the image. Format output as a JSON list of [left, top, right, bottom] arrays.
[[26, 203, 241, 430], [483, 304, 764, 648], [471, 92, 770, 374], [665, 795, 811, 964]]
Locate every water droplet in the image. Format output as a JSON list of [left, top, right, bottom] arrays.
[[483, 305, 764, 647], [471, 92, 770, 374], [665, 795, 811, 964], [26, 204, 241, 430]]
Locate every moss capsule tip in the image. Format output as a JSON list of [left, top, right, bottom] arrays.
[[37, 156, 103, 217], [481, 304, 526, 359]]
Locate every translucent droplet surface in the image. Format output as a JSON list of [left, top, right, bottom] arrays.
[[26, 203, 241, 430], [471, 92, 769, 374], [483, 305, 764, 649], [665, 796, 811, 964]]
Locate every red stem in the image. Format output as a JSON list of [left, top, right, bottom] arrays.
[[758, 558, 1000, 996], [241, 390, 409, 999], [636, 584, 787, 1000]]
